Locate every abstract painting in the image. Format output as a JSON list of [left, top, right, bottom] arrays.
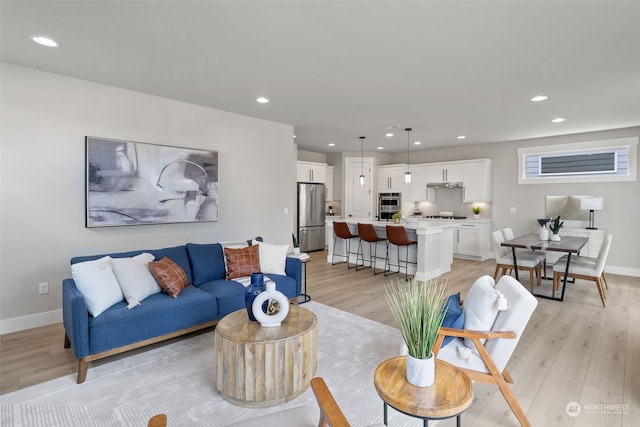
[[86, 136, 219, 227]]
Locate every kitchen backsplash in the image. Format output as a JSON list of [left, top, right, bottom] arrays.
[[409, 188, 492, 219], [325, 200, 341, 216]]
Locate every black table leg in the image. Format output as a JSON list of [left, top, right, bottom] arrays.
[[558, 252, 572, 302], [511, 247, 519, 281], [299, 261, 311, 304], [383, 402, 388, 425]]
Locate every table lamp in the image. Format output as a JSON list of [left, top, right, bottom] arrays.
[[580, 197, 604, 230]]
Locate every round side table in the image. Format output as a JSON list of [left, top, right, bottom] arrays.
[[374, 356, 473, 426], [214, 305, 317, 408]]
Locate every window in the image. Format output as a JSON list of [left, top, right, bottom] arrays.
[[518, 137, 637, 184]]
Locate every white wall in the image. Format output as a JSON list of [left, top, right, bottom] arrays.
[[388, 128, 640, 274], [0, 64, 296, 332]]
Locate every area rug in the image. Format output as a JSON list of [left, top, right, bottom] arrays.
[[1, 302, 429, 426]]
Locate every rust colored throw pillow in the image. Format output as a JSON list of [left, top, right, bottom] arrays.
[[224, 245, 260, 279], [148, 256, 188, 298]]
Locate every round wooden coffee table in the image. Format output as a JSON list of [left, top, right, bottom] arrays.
[[374, 356, 473, 426], [214, 305, 317, 408]]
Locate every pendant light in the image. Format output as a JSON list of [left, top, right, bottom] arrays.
[[404, 128, 412, 184], [359, 136, 366, 186]]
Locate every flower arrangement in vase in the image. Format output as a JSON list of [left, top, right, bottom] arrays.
[[384, 278, 449, 387], [549, 215, 564, 241]]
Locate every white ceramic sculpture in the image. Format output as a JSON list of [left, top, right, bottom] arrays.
[[252, 281, 290, 327]]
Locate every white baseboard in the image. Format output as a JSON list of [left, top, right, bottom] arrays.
[[0, 309, 62, 335], [606, 265, 640, 277]]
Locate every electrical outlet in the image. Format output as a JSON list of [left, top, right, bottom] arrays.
[[39, 282, 49, 295]]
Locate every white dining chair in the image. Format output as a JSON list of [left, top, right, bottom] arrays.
[[552, 234, 612, 306], [492, 231, 545, 292], [502, 227, 547, 278]]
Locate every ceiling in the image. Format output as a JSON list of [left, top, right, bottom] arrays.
[[2, 1, 639, 154]]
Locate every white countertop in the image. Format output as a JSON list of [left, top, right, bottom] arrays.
[[332, 218, 457, 230]]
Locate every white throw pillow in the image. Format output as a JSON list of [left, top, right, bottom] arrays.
[[110, 253, 161, 309], [71, 256, 123, 317], [462, 275, 507, 348], [255, 242, 288, 275]]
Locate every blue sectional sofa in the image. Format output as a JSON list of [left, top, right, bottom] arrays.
[[62, 242, 302, 383]]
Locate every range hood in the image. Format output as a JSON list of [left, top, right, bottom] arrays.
[[426, 182, 464, 189]]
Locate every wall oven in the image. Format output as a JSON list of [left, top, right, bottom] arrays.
[[378, 192, 401, 220]]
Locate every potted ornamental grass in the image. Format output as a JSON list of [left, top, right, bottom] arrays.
[[385, 278, 449, 387], [392, 211, 402, 224], [291, 233, 300, 254]]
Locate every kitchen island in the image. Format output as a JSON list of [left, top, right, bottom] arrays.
[[326, 219, 455, 281]]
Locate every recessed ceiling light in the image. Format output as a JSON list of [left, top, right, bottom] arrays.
[[457, 136, 466, 139], [551, 117, 565, 123], [328, 143, 335, 147], [385, 133, 394, 137], [377, 147, 384, 150], [256, 97, 269, 103], [30, 35, 59, 47], [414, 141, 421, 145], [531, 95, 548, 102]]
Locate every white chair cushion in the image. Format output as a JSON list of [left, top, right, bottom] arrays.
[[498, 252, 544, 268], [462, 275, 507, 348], [553, 254, 598, 276], [486, 275, 538, 371], [437, 336, 491, 374]]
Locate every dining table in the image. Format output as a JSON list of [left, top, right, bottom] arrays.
[[501, 234, 589, 301]]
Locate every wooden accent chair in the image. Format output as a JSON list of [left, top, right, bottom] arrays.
[[552, 234, 612, 306], [147, 414, 167, 427], [492, 230, 544, 292], [311, 377, 385, 427], [332, 222, 359, 268], [433, 275, 538, 427], [355, 223, 387, 274], [384, 225, 417, 280]]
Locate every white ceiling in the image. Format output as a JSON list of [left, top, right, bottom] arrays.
[[2, 1, 639, 154]]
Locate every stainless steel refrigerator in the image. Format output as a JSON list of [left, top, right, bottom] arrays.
[[297, 182, 326, 252]]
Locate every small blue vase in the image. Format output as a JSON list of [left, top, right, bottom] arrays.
[[245, 272, 265, 321]]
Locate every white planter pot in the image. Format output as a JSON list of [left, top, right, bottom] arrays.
[[292, 247, 300, 255], [406, 353, 435, 387], [473, 214, 480, 220], [550, 234, 561, 242]]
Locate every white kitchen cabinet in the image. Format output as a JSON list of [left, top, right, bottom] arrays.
[[453, 221, 491, 261], [344, 156, 374, 219], [407, 165, 434, 202], [377, 165, 407, 192], [462, 159, 492, 202], [297, 161, 327, 183], [325, 165, 334, 201], [426, 163, 462, 183]]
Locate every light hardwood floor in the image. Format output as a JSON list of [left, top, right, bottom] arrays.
[[1, 250, 638, 427]]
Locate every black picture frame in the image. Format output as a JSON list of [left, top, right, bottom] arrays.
[[85, 136, 219, 227]]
